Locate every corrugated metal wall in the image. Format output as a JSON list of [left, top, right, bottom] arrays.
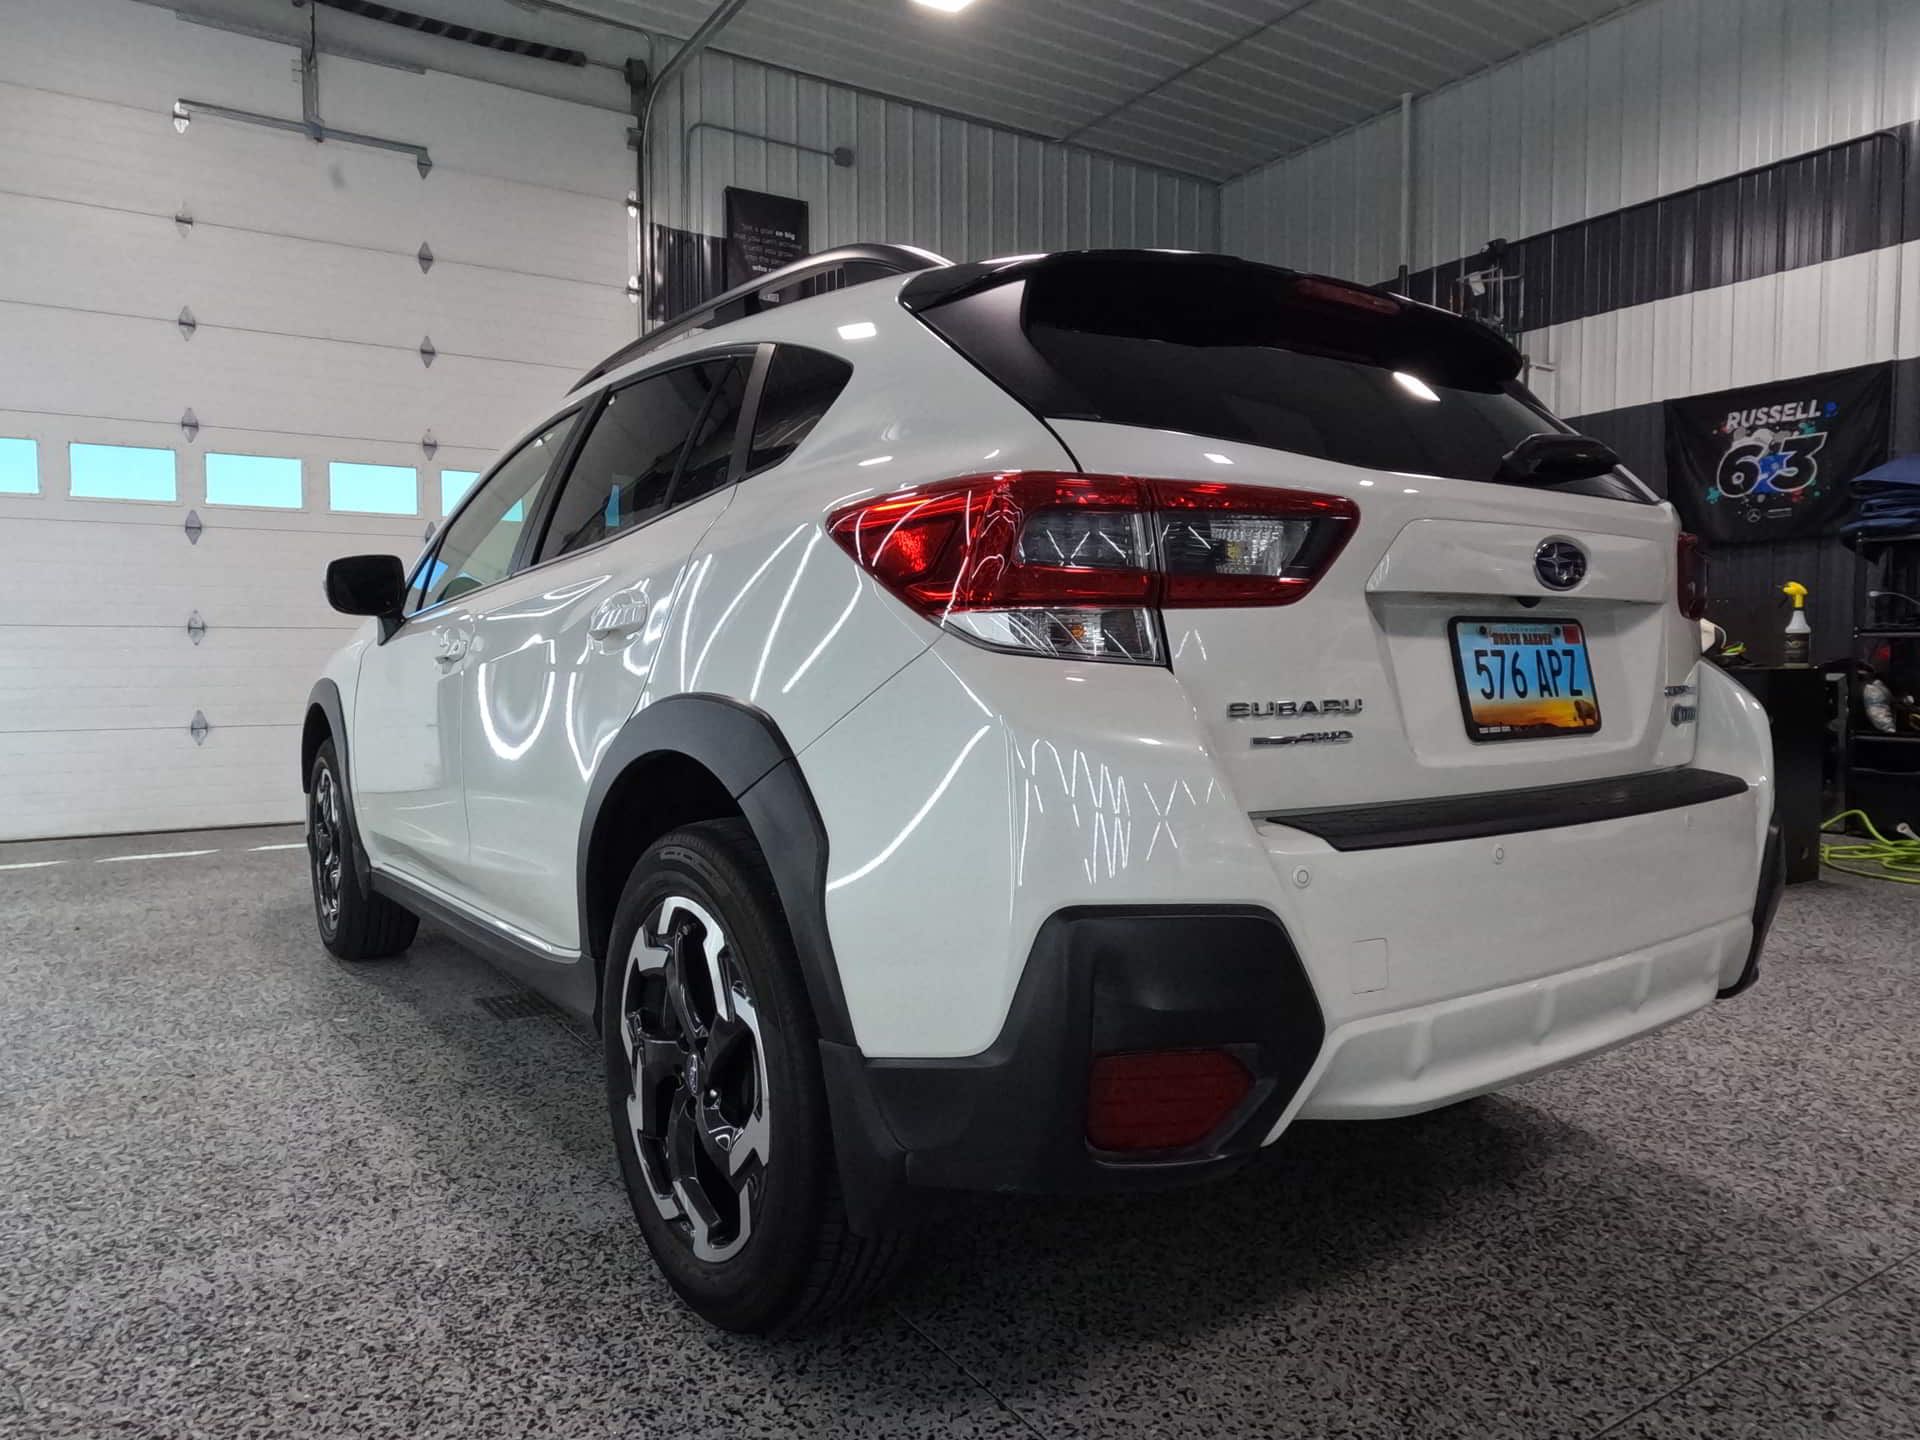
[[644, 44, 1219, 278], [1222, 0, 1920, 283]]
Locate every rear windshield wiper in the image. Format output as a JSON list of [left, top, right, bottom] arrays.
[[1494, 433, 1620, 486]]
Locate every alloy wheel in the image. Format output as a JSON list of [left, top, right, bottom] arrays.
[[309, 766, 344, 931], [620, 894, 771, 1263]]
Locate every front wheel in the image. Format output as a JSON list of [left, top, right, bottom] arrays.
[[602, 819, 908, 1333], [307, 739, 417, 960]]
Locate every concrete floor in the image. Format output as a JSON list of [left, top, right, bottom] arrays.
[[2, 826, 1916, 1440]]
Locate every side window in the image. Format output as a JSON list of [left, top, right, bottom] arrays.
[[672, 357, 754, 505], [536, 361, 728, 563], [746, 347, 854, 476], [412, 412, 578, 614]]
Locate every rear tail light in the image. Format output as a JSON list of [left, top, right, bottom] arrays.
[[1677, 531, 1708, 620], [1086, 1049, 1253, 1152], [826, 472, 1357, 664]]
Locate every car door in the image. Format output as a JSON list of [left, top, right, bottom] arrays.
[[458, 352, 754, 951], [351, 411, 580, 890]]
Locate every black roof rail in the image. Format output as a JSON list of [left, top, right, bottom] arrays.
[[571, 243, 951, 392]]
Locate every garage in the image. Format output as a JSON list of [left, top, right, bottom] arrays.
[[3, 0, 1917, 1433]]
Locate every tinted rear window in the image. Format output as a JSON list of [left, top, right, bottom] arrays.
[[913, 255, 1647, 503]]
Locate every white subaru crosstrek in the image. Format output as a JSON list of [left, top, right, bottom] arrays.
[[304, 246, 1782, 1333]]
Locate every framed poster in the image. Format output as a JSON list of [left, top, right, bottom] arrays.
[[723, 187, 810, 290], [1663, 363, 1891, 544]]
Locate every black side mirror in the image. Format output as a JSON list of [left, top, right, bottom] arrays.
[[325, 554, 407, 628], [1494, 432, 1620, 486]]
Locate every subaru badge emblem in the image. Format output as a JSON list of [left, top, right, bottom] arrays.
[[1534, 539, 1587, 591]]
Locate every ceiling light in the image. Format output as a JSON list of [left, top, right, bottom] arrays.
[[1392, 370, 1440, 403], [837, 321, 878, 341], [171, 101, 191, 134], [912, 0, 977, 12]]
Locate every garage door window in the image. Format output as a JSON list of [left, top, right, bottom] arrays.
[[205, 453, 302, 509], [0, 438, 37, 494], [69, 443, 176, 502], [440, 470, 482, 516], [329, 462, 418, 515]]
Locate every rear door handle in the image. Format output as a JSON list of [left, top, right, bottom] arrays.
[[434, 630, 469, 665], [587, 590, 650, 641]]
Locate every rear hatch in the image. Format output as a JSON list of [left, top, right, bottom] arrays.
[[905, 250, 1701, 813]]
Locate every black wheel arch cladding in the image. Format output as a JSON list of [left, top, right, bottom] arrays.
[[577, 694, 855, 1048]]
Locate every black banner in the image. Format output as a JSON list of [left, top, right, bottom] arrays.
[[723, 187, 809, 291], [1664, 362, 1890, 544]]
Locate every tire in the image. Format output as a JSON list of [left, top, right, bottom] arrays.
[[602, 818, 909, 1333], [307, 739, 418, 961]]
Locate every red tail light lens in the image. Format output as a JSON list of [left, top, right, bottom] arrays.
[[1677, 531, 1708, 620], [1086, 1049, 1253, 1152], [826, 472, 1357, 665]]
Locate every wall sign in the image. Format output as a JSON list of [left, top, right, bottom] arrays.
[[1664, 363, 1891, 544], [724, 187, 809, 290]]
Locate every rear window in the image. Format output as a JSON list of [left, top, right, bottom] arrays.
[[910, 254, 1647, 503]]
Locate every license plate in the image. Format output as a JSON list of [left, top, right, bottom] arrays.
[[1449, 618, 1601, 742]]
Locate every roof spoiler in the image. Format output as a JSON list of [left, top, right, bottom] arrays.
[[571, 243, 951, 392]]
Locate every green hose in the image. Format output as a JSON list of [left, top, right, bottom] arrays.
[[1821, 809, 1920, 884]]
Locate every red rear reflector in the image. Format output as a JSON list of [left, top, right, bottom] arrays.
[[1086, 1049, 1253, 1152], [1676, 531, 1708, 620]]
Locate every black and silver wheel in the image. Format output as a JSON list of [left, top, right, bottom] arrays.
[[620, 892, 772, 1263], [306, 739, 418, 961], [602, 819, 909, 1333]]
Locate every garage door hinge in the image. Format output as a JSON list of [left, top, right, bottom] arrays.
[[189, 711, 210, 746], [175, 209, 193, 236], [184, 510, 204, 545], [178, 307, 197, 340], [186, 611, 207, 646], [418, 242, 434, 273], [421, 430, 438, 460], [419, 336, 436, 367], [180, 408, 199, 443]]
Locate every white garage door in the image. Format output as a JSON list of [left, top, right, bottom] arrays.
[[0, 0, 633, 840]]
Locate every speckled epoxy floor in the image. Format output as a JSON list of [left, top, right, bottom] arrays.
[[1, 827, 1915, 1440]]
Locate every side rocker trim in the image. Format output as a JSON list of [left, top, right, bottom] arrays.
[[576, 694, 855, 1048]]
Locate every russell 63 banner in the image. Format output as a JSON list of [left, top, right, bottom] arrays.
[[1663, 363, 1890, 544]]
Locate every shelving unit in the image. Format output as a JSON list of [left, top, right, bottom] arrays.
[[1845, 532, 1920, 829]]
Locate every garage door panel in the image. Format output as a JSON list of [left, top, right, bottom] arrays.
[[0, 723, 302, 842], [0, 625, 356, 732], [0, 198, 628, 372], [0, 85, 625, 287], [0, 303, 566, 452], [0, 518, 422, 629]]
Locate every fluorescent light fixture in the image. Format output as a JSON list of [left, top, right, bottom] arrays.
[[1393, 370, 1440, 403], [837, 321, 878, 341], [912, 0, 977, 12], [1203, 452, 1234, 466]]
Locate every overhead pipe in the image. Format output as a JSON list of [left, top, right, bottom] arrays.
[[1398, 91, 1413, 289], [632, 0, 755, 330]]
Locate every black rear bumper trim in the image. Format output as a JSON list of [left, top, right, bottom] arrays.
[[1255, 767, 1752, 851]]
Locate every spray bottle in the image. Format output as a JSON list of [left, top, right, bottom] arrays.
[[1781, 581, 1811, 666]]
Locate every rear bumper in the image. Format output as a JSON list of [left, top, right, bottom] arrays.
[[821, 775, 1771, 1222]]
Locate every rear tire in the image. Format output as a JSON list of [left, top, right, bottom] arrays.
[[307, 739, 417, 961], [602, 818, 909, 1333]]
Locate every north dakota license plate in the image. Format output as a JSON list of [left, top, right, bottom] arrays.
[[1449, 618, 1601, 742]]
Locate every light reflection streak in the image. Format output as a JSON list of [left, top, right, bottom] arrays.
[[751, 530, 821, 701], [827, 724, 992, 892]]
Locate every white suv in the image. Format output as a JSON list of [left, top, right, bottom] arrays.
[[304, 246, 1782, 1333]]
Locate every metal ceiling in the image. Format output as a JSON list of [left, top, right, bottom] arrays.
[[571, 0, 1640, 181]]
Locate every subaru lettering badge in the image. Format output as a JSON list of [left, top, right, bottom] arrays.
[[1534, 539, 1587, 590]]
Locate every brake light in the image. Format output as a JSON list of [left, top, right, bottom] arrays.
[[826, 472, 1357, 664], [1677, 531, 1708, 620], [1086, 1049, 1253, 1152]]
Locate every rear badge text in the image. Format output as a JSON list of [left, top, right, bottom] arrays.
[[1227, 698, 1364, 720]]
